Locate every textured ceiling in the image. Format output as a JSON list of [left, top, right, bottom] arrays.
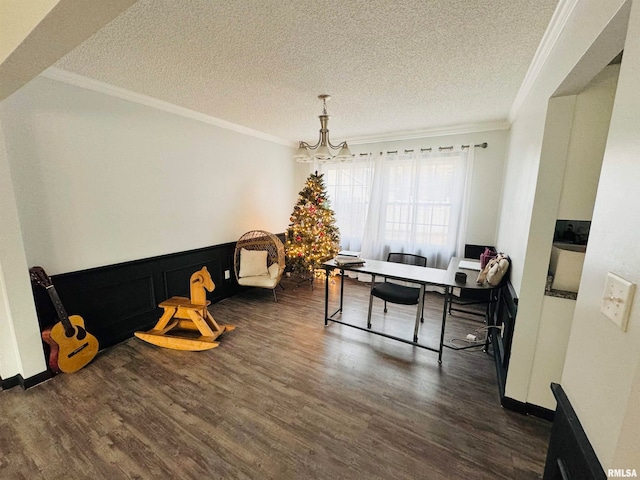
[[53, 0, 559, 143]]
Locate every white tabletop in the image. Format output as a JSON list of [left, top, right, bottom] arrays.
[[324, 257, 496, 291], [323, 258, 446, 285]]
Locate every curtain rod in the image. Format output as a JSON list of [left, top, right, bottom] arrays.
[[354, 142, 488, 157], [376, 142, 488, 155], [462, 142, 488, 150]]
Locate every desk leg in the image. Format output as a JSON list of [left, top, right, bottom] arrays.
[[367, 274, 376, 329], [438, 286, 450, 363], [339, 268, 345, 313], [413, 285, 425, 342], [324, 268, 329, 326]]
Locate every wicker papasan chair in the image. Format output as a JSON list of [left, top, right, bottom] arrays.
[[234, 230, 286, 302]]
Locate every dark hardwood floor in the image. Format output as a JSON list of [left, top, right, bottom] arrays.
[[0, 275, 551, 479]]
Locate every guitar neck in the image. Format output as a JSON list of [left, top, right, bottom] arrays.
[[45, 285, 73, 331]]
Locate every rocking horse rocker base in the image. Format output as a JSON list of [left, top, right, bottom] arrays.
[[135, 267, 235, 351]]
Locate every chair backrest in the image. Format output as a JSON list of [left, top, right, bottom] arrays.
[[234, 230, 285, 279], [464, 244, 495, 260], [387, 252, 427, 267]]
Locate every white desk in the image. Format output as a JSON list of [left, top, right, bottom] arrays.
[[322, 257, 495, 362]]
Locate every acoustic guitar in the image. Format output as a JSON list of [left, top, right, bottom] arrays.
[[29, 266, 99, 373]]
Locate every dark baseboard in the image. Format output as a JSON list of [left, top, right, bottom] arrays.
[[492, 332, 555, 422], [21, 370, 52, 389], [1, 375, 20, 390], [501, 395, 555, 421], [1, 370, 52, 390], [526, 401, 556, 421]]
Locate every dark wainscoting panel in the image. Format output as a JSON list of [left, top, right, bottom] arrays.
[[31, 241, 244, 355], [543, 383, 605, 480], [488, 280, 518, 403], [488, 279, 555, 421]]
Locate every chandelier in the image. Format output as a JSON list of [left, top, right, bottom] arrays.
[[293, 94, 352, 163]]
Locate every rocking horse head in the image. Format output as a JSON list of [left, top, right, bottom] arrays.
[[190, 266, 215, 305]]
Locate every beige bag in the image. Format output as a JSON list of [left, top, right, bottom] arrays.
[[477, 253, 510, 286]]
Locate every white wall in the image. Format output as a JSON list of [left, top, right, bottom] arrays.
[[497, 2, 629, 294], [562, 0, 640, 468], [0, 74, 297, 381], [0, 0, 134, 382], [496, 0, 639, 470], [349, 128, 509, 249], [527, 296, 576, 409], [505, 94, 577, 405], [0, 120, 47, 379], [518, 63, 619, 412], [557, 64, 619, 220], [498, 0, 628, 401], [0, 76, 297, 275]]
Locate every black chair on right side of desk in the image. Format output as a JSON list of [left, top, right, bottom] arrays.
[[447, 244, 495, 320]]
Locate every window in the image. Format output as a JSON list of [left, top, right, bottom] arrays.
[[321, 154, 374, 253], [384, 155, 458, 247], [320, 149, 470, 269]]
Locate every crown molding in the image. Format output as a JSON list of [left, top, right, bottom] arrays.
[[40, 67, 513, 149], [40, 67, 294, 147], [347, 120, 511, 145], [508, 0, 579, 122]]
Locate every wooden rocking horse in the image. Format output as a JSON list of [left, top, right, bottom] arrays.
[[134, 267, 234, 351]]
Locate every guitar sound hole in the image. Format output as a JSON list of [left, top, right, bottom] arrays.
[[65, 327, 76, 338], [76, 327, 87, 340]]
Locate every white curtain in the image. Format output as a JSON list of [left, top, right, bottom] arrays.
[[319, 154, 375, 253], [457, 146, 475, 258], [320, 146, 472, 271], [360, 149, 470, 269]]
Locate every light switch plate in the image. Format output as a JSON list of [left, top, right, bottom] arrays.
[[601, 272, 636, 331]]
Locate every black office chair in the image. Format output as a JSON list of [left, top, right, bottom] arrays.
[[367, 253, 428, 328], [447, 244, 495, 319]]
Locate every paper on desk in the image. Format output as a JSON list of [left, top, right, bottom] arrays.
[[334, 255, 365, 266], [459, 260, 481, 271]]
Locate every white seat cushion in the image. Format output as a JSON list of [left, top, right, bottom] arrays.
[[238, 275, 278, 288]]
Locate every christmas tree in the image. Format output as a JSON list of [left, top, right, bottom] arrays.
[[286, 172, 340, 274]]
